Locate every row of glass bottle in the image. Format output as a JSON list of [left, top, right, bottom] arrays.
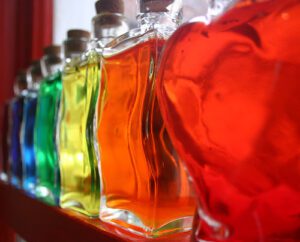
[[0, 0, 196, 238]]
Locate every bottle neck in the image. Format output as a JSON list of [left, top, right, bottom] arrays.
[[41, 56, 62, 77], [63, 39, 89, 60], [92, 13, 129, 47], [192, 0, 236, 24], [137, 11, 182, 35]]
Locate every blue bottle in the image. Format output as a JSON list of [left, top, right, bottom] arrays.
[[9, 72, 28, 188], [21, 61, 43, 195]]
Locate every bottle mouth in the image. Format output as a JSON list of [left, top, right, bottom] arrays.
[[63, 39, 89, 58], [92, 13, 129, 40]]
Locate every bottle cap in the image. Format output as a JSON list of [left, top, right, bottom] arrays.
[[64, 29, 91, 58], [41, 45, 62, 76], [43, 45, 61, 56], [140, 0, 174, 13], [95, 0, 124, 14]]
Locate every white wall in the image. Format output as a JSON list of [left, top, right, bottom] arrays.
[[53, 0, 207, 45], [53, 0, 95, 44]]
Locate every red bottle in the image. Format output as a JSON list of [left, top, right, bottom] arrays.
[[157, 0, 300, 241]]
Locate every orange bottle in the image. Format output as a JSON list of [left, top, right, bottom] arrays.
[[97, 0, 196, 237]]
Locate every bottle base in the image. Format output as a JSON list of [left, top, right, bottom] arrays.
[[60, 195, 99, 218], [23, 180, 36, 197], [100, 206, 193, 238], [0, 173, 8, 182], [11, 176, 22, 189], [35, 185, 59, 206]]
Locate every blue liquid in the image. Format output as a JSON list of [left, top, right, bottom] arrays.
[[21, 91, 38, 195], [9, 96, 24, 188]]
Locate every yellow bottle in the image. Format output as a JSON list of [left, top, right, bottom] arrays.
[[58, 0, 129, 216], [58, 29, 99, 215]]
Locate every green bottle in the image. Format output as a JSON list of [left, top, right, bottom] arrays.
[[34, 45, 62, 205]]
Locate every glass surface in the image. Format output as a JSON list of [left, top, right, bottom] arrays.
[[0, 103, 9, 181], [34, 71, 62, 205], [97, 7, 196, 235], [21, 91, 38, 195], [58, 52, 100, 216], [9, 96, 24, 187], [157, 0, 300, 241]]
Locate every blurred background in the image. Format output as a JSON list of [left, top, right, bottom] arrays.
[[0, 0, 207, 107]]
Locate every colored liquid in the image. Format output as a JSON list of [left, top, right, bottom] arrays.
[[98, 37, 195, 236], [58, 54, 100, 216], [157, 1, 300, 241], [34, 72, 62, 205], [9, 96, 24, 187], [0, 103, 9, 181], [21, 91, 37, 195]]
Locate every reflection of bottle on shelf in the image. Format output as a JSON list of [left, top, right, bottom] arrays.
[[97, 0, 196, 237], [21, 60, 43, 196], [9, 71, 28, 188], [34, 45, 62, 205]]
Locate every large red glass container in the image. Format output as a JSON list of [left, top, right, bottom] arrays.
[[157, 0, 300, 241]]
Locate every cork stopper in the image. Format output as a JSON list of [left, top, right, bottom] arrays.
[[95, 0, 124, 14], [67, 29, 91, 39], [64, 29, 91, 57], [43, 45, 61, 56], [140, 0, 174, 13]]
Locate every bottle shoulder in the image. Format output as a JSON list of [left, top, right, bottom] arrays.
[[103, 28, 168, 58]]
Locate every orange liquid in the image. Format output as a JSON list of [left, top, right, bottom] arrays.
[[157, 0, 300, 241], [97, 38, 195, 236]]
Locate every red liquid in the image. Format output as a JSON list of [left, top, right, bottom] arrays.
[[157, 0, 300, 241]]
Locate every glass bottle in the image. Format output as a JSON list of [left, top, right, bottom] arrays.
[[97, 0, 196, 237], [34, 45, 62, 205], [21, 61, 43, 195], [156, 0, 300, 241], [58, 0, 129, 216], [0, 102, 10, 182], [8, 72, 28, 188], [58, 29, 95, 215]]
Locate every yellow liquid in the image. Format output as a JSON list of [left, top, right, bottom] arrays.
[[58, 52, 101, 216]]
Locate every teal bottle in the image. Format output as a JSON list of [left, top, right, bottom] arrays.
[[34, 46, 62, 205]]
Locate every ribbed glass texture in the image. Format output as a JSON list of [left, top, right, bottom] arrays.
[[58, 53, 100, 216], [9, 96, 24, 187], [21, 91, 38, 195], [34, 72, 62, 205]]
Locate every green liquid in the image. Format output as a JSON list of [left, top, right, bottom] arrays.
[[34, 71, 62, 205]]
